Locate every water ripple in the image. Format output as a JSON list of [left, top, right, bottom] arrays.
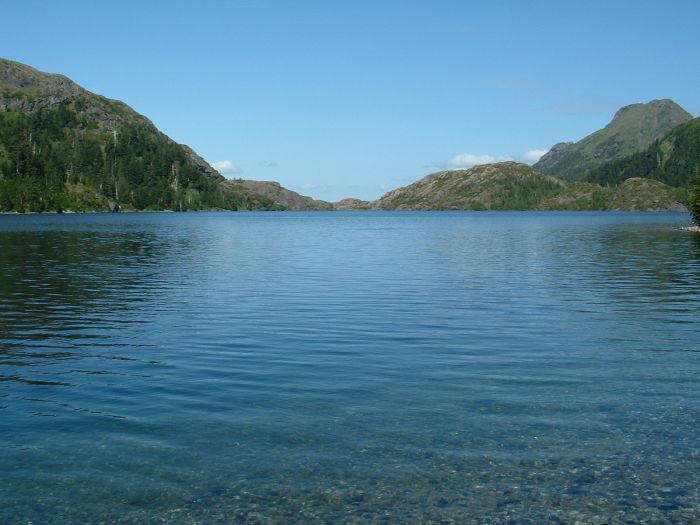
[[1, 211, 699, 523]]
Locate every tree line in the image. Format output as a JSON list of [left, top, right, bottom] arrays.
[[0, 96, 249, 212]]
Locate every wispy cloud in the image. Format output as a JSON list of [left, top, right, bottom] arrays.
[[427, 150, 549, 171], [424, 153, 513, 171], [523, 149, 548, 163], [257, 161, 279, 168], [450, 153, 512, 167], [212, 160, 243, 175]]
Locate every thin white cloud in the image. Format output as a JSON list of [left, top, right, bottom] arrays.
[[523, 149, 548, 163], [450, 153, 512, 167], [212, 160, 243, 175]]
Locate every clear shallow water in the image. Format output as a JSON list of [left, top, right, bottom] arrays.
[[1, 211, 699, 524]]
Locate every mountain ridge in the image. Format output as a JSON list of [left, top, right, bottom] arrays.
[[361, 161, 687, 212], [1, 58, 697, 214], [584, 117, 700, 189], [534, 99, 693, 179], [0, 57, 329, 212]]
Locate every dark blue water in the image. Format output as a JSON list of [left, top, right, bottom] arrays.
[[1, 211, 699, 523]]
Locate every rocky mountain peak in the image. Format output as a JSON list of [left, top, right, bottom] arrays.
[[0, 57, 85, 111]]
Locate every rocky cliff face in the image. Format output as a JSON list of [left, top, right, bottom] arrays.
[[0, 58, 156, 133], [0, 59, 84, 111]]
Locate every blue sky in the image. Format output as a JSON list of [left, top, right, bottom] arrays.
[[3, 1, 699, 201]]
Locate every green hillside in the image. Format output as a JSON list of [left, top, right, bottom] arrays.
[[3, 58, 697, 215], [0, 58, 257, 212], [583, 117, 700, 189], [582, 117, 700, 224], [534, 99, 692, 180], [368, 162, 686, 212]]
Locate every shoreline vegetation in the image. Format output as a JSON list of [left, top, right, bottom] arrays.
[[1, 58, 699, 223], [0, 208, 694, 215]]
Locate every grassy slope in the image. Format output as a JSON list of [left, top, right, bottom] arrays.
[[534, 100, 692, 180], [584, 118, 700, 189]]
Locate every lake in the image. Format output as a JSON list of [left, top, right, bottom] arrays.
[[1, 211, 699, 523]]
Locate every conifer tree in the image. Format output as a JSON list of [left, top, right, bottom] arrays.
[[689, 165, 700, 226]]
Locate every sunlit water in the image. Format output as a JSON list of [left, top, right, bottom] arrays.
[[1, 211, 699, 524]]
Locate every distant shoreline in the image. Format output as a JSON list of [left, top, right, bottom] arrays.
[[0, 209, 694, 215]]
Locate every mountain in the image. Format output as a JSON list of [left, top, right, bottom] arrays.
[[0, 58, 323, 212], [368, 161, 686, 212], [2, 58, 694, 214], [334, 198, 372, 210], [373, 162, 564, 210], [583, 117, 700, 189], [534, 99, 693, 180], [585, 116, 700, 221], [354, 101, 695, 212], [226, 179, 334, 210]]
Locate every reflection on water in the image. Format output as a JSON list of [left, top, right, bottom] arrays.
[[0, 229, 166, 394], [1, 211, 699, 523]]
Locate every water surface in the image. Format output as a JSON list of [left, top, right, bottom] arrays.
[[1, 211, 699, 523]]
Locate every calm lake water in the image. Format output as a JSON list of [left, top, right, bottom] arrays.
[[1, 211, 699, 524]]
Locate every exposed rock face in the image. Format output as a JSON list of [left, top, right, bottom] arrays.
[[181, 145, 225, 183], [0, 59, 84, 112], [534, 99, 693, 179], [367, 162, 686, 212], [333, 198, 372, 210], [227, 180, 333, 210], [531, 142, 573, 173], [607, 178, 687, 211], [373, 162, 564, 210]]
